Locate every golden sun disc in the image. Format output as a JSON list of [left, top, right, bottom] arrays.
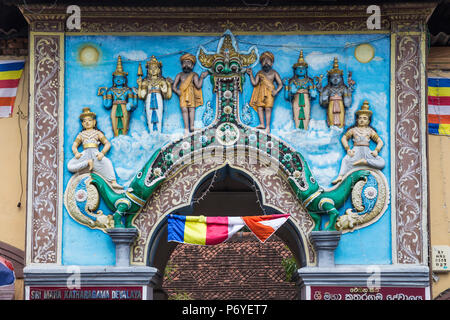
[[354, 43, 375, 64], [78, 45, 100, 66]]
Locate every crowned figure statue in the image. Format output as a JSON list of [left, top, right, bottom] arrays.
[[98, 56, 137, 137], [332, 100, 385, 184], [67, 107, 122, 189], [317, 57, 355, 128], [137, 55, 173, 133], [283, 50, 318, 130]]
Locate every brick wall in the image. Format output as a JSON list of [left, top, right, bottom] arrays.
[[0, 38, 28, 56], [163, 232, 298, 300]]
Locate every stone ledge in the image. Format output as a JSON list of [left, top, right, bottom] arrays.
[[23, 265, 161, 287], [297, 265, 430, 288]]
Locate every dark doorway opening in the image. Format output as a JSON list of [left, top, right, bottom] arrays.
[[147, 165, 306, 300]]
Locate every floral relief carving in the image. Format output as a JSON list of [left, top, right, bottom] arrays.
[[394, 35, 424, 264], [30, 35, 61, 263]]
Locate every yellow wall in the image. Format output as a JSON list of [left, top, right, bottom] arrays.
[[428, 134, 450, 298], [0, 57, 28, 300]]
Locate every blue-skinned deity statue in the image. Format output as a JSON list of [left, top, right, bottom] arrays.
[[283, 50, 319, 130], [98, 56, 138, 137]]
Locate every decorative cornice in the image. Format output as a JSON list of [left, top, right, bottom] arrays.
[[18, 3, 437, 33]]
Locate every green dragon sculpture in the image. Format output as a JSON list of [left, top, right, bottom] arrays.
[[90, 148, 165, 228], [288, 152, 370, 231]]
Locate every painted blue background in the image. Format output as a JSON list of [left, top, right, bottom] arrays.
[[63, 33, 391, 266]]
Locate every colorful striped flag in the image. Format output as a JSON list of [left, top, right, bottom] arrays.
[[0, 60, 25, 118], [428, 76, 450, 135], [167, 214, 290, 245]]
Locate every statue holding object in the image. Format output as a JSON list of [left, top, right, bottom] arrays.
[[247, 51, 283, 133], [98, 56, 137, 137], [283, 50, 319, 130], [172, 53, 209, 136], [332, 100, 385, 185], [137, 55, 173, 133], [317, 57, 355, 128], [67, 107, 122, 189]]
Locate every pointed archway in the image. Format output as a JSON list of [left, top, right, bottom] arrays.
[[130, 153, 316, 268], [139, 164, 310, 299]]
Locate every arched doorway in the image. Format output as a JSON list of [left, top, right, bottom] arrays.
[[142, 165, 308, 300]]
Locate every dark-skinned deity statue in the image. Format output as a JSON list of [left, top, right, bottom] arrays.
[[317, 57, 355, 128], [247, 51, 283, 133], [172, 53, 209, 136]]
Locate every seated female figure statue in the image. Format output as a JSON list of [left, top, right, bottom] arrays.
[[332, 100, 385, 185], [67, 107, 122, 189]]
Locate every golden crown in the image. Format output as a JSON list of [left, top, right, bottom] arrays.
[[327, 57, 343, 75], [293, 50, 308, 68], [79, 107, 96, 120], [112, 55, 128, 77], [355, 100, 373, 117], [146, 55, 162, 68]]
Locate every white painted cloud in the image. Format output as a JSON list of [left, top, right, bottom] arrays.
[[114, 50, 148, 61], [272, 118, 343, 155], [305, 51, 344, 71], [310, 166, 339, 187], [109, 126, 182, 186], [308, 151, 341, 167]]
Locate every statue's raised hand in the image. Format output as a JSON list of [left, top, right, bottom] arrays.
[[347, 71, 356, 92], [200, 71, 209, 79]]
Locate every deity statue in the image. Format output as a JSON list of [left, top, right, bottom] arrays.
[[283, 50, 319, 130], [332, 100, 385, 185], [172, 53, 209, 135], [137, 55, 172, 133], [67, 107, 122, 189], [317, 57, 355, 128], [247, 51, 283, 133], [98, 56, 138, 137]]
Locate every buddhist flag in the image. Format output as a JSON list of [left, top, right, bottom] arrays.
[[0, 60, 25, 118], [242, 214, 291, 242], [167, 214, 290, 245], [428, 76, 450, 135]]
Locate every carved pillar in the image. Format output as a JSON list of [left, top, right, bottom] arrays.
[[309, 231, 341, 268], [26, 16, 65, 264], [390, 19, 429, 264], [107, 228, 139, 267]]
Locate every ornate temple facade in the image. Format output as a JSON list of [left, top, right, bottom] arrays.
[[9, 2, 440, 300]]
